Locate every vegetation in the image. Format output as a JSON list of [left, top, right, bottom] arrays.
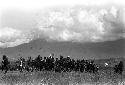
[[0, 54, 124, 85]]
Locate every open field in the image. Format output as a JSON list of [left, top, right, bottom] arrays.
[[0, 69, 125, 85]]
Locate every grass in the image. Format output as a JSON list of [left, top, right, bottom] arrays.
[[0, 69, 125, 85]]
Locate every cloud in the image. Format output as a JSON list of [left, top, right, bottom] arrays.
[[0, 27, 31, 48], [0, 5, 125, 48], [37, 5, 125, 42]]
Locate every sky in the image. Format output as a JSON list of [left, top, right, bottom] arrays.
[[0, 0, 125, 48]]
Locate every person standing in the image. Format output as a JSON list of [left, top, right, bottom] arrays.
[[2, 55, 9, 73]]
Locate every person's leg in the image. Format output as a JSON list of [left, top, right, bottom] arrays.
[[4, 66, 8, 74], [20, 66, 23, 72]]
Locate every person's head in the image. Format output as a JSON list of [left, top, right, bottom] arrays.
[[60, 55, 63, 60], [119, 61, 123, 64], [44, 57, 46, 60], [28, 56, 31, 60], [56, 58, 58, 61], [38, 55, 41, 58], [3, 55, 7, 60], [20, 57, 23, 60]]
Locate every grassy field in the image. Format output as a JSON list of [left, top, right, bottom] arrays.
[[0, 69, 125, 85]]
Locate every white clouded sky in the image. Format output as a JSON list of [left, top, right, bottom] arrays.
[[0, 0, 125, 48], [0, 0, 125, 9]]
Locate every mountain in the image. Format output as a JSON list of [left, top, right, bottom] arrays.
[[0, 38, 125, 60]]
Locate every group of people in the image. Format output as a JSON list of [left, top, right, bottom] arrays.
[[0, 54, 124, 75]]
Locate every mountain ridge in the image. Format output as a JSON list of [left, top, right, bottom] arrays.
[[0, 38, 124, 60]]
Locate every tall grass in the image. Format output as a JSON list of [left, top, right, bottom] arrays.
[[0, 70, 125, 85]]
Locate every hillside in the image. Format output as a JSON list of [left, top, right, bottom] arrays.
[[0, 38, 124, 60]]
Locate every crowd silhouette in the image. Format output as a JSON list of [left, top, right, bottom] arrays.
[[0, 54, 124, 75]]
